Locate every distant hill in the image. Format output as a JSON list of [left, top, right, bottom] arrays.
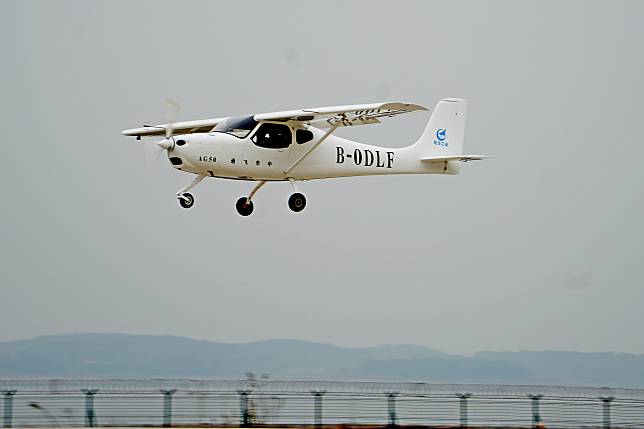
[[476, 350, 644, 388], [0, 334, 448, 379], [1, 334, 643, 388]]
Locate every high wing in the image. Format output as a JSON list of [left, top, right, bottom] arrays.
[[122, 117, 230, 138], [254, 102, 427, 128], [121, 102, 427, 138]]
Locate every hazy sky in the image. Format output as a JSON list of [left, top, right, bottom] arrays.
[[1, 0, 643, 356]]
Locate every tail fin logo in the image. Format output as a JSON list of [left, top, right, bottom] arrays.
[[434, 128, 448, 147]]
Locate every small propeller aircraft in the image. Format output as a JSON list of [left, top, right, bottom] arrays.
[[122, 98, 488, 216]]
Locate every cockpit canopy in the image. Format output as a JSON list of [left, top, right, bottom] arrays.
[[211, 115, 258, 138]]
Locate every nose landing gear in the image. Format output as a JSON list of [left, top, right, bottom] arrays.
[[176, 173, 206, 209]]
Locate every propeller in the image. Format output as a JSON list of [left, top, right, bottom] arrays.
[[140, 98, 181, 167], [158, 98, 180, 151]]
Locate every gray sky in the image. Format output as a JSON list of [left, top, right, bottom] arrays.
[[1, 0, 643, 356]]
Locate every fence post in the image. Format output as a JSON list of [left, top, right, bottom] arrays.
[[599, 396, 614, 429], [529, 394, 543, 428], [385, 392, 398, 427], [161, 389, 177, 427], [2, 390, 17, 428], [456, 393, 472, 428], [81, 389, 98, 427], [311, 390, 326, 429], [238, 390, 252, 427]]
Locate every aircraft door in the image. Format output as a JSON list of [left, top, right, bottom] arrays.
[[248, 122, 294, 172]]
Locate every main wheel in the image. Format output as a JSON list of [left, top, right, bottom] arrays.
[[288, 192, 306, 212], [179, 193, 194, 209], [236, 197, 254, 216]]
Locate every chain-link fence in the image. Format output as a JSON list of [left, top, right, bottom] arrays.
[[2, 379, 644, 428]]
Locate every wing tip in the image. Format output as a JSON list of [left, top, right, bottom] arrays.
[[381, 102, 428, 112]]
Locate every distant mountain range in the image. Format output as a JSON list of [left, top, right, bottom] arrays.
[[1, 334, 643, 388]]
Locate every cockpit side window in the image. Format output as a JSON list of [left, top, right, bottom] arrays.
[[251, 123, 292, 149], [296, 129, 314, 144]]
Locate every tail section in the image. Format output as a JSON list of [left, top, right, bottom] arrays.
[[412, 98, 468, 158]]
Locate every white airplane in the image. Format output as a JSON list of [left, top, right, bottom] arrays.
[[122, 98, 488, 216]]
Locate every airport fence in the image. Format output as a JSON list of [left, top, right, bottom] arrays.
[[1, 379, 644, 428]]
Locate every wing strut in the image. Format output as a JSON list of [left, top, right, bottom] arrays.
[[283, 125, 339, 176]]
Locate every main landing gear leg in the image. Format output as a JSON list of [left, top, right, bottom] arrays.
[[287, 178, 306, 213], [176, 173, 206, 209], [236, 180, 267, 216]]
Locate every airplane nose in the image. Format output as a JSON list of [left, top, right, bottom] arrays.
[[158, 139, 173, 150]]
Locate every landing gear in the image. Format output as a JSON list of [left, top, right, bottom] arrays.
[[176, 173, 206, 209], [235, 181, 266, 216], [236, 197, 254, 216], [178, 193, 194, 209], [288, 192, 306, 212], [287, 178, 306, 213]]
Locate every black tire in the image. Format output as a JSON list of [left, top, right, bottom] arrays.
[[288, 192, 306, 212], [179, 193, 194, 209], [236, 197, 254, 216]]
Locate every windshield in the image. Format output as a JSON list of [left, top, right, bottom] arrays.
[[212, 115, 258, 138]]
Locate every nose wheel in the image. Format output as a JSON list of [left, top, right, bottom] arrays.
[[236, 197, 254, 216], [176, 174, 205, 210], [178, 193, 194, 209], [288, 193, 306, 212]]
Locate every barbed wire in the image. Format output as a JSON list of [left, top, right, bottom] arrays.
[[1, 379, 643, 399]]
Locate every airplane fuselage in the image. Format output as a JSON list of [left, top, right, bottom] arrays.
[[166, 125, 458, 181]]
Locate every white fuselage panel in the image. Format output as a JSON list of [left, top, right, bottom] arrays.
[[167, 126, 458, 181]]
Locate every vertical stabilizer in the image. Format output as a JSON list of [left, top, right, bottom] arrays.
[[412, 98, 467, 158]]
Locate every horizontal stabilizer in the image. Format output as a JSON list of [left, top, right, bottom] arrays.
[[421, 155, 492, 163]]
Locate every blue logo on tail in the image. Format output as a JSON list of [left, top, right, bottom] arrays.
[[434, 128, 448, 147]]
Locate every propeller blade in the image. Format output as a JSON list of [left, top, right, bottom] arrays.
[[155, 144, 166, 161], [164, 98, 180, 139]]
